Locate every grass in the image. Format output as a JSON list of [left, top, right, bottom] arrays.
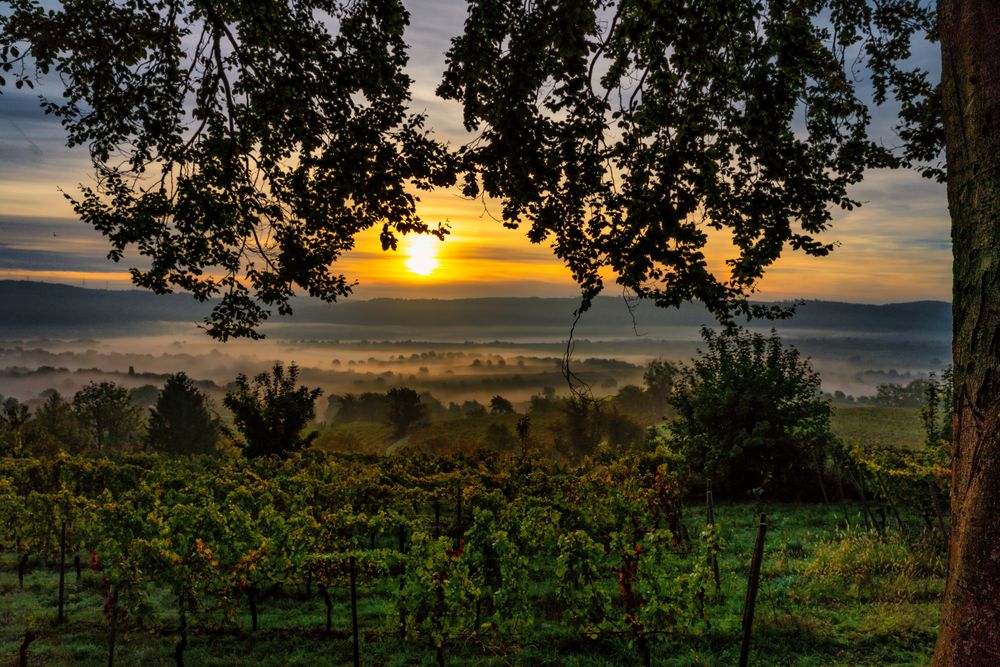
[[1, 502, 942, 666], [831, 406, 924, 450]]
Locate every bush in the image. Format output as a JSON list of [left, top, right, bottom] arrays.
[[224, 363, 322, 458], [669, 328, 834, 499]]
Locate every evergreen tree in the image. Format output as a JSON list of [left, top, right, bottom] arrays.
[[146, 373, 219, 457]]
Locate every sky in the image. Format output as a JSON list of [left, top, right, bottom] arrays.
[[0, 1, 951, 304]]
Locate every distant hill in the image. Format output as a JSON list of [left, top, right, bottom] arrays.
[[0, 280, 951, 339]]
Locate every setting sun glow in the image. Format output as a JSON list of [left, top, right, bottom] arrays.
[[404, 235, 440, 277]]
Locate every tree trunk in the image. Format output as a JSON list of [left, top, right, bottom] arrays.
[[174, 601, 187, 667], [248, 585, 258, 632], [58, 519, 67, 624], [18, 553, 28, 589], [18, 630, 36, 667], [934, 1, 1000, 663]]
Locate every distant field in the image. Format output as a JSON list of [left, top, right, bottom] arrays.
[[831, 406, 924, 450]]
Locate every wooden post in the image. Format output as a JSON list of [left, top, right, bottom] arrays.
[[398, 523, 407, 638], [58, 518, 67, 624], [320, 584, 332, 633], [107, 584, 118, 667], [739, 514, 768, 667], [248, 585, 259, 632], [433, 499, 441, 539], [18, 553, 27, 589], [706, 486, 721, 594], [174, 597, 187, 667], [350, 556, 360, 667]]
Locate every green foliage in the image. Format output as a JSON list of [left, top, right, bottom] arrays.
[[0, 453, 944, 665], [0, 397, 30, 456], [224, 363, 322, 459], [146, 373, 220, 457], [919, 368, 953, 447], [72, 381, 144, 454], [484, 422, 517, 451], [396, 532, 478, 653], [22, 392, 90, 457], [669, 328, 834, 498], [848, 441, 949, 536]]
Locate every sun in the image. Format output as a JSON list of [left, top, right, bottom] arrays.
[[404, 235, 440, 276]]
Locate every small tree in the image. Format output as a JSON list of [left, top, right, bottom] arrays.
[[386, 387, 427, 439], [669, 328, 833, 499], [921, 368, 954, 447], [224, 363, 322, 459], [643, 359, 678, 420], [23, 392, 90, 457], [0, 396, 30, 456], [72, 382, 144, 455], [489, 395, 515, 415], [146, 373, 220, 457]]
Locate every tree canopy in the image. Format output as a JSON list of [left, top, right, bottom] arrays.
[[72, 381, 144, 454], [669, 328, 834, 499], [1, 0, 454, 339], [1, 0, 939, 333], [223, 362, 322, 458]]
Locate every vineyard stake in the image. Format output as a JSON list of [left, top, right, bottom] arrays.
[[174, 597, 187, 667], [58, 517, 67, 623], [739, 514, 768, 667], [319, 583, 332, 633], [350, 556, 361, 667], [398, 524, 407, 639], [107, 584, 118, 667], [248, 584, 259, 632], [706, 486, 721, 594], [18, 552, 27, 589], [434, 499, 441, 539]]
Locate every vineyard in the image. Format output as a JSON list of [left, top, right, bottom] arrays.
[[1, 448, 945, 666]]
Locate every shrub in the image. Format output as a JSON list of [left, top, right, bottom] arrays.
[[669, 328, 834, 499]]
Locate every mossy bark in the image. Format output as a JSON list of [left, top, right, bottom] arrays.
[[933, 0, 1000, 663]]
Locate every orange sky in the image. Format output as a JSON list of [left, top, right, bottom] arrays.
[[0, 167, 951, 303]]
